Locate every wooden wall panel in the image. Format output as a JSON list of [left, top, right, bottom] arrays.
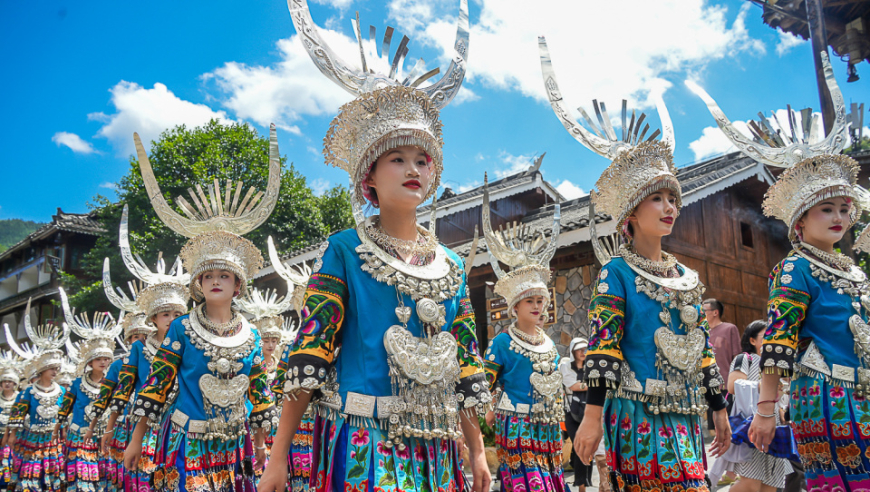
[[702, 193, 736, 258], [741, 271, 768, 300], [707, 263, 743, 294]]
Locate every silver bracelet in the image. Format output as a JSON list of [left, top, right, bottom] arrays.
[[754, 409, 775, 419], [254, 445, 266, 450]]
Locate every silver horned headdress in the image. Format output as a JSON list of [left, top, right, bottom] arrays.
[[267, 236, 312, 318], [288, 0, 469, 212], [235, 287, 297, 343], [135, 125, 281, 300], [482, 173, 560, 312], [0, 350, 22, 385], [60, 288, 121, 373], [686, 52, 859, 242], [538, 37, 680, 232], [5, 298, 69, 375]]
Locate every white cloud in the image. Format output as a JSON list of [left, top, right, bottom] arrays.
[[392, 0, 763, 111], [89, 82, 233, 156], [452, 87, 480, 105], [203, 32, 363, 131], [457, 180, 481, 193], [310, 178, 330, 196], [494, 151, 535, 179], [688, 109, 824, 161], [554, 179, 585, 199], [51, 132, 97, 154], [99, 182, 117, 189], [776, 30, 806, 56], [688, 125, 741, 161], [312, 0, 354, 9]]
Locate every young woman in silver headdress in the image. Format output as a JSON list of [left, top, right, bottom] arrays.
[[0, 352, 21, 490], [690, 53, 868, 492], [4, 305, 69, 492], [86, 204, 189, 492], [122, 127, 279, 492], [56, 288, 122, 492], [479, 177, 566, 492], [538, 38, 731, 492], [259, 2, 493, 491], [234, 280, 305, 488]]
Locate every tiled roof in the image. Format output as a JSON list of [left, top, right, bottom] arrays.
[[0, 208, 105, 262], [52, 209, 105, 235]]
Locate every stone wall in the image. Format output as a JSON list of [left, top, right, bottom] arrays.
[[484, 263, 598, 356]]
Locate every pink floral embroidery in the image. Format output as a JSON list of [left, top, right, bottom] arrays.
[[376, 441, 391, 455], [809, 386, 820, 396], [351, 429, 370, 446], [830, 387, 846, 399], [676, 424, 688, 436], [637, 421, 651, 435], [620, 417, 632, 431], [658, 426, 674, 438], [610, 414, 618, 427]]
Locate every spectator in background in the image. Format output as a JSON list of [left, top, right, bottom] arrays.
[[560, 337, 591, 492], [703, 299, 740, 430]]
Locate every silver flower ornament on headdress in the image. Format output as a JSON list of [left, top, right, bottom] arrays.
[[59, 288, 121, 374], [235, 287, 297, 343], [135, 125, 281, 300], [686, 51, 862, 243], [288, 0, 469, 217], [482, 173, 560, 312], [538, 36, 680, 234], [4, 298, 69, 376]]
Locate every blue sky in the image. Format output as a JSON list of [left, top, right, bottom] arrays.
[[1, 0, 867, 222]]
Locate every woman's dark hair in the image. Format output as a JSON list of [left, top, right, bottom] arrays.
[[741, 319, 767, 354]]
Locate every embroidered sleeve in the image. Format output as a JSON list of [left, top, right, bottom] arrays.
[[9, 391, 29, 429], [247, 339, 278, 432], [131, 323, 183, 425], [482, 337, 504, 394], [110, 344, 140, 414], [452, 290, 492, 416], [762, 258, 809, 377], [699, 316, 724, 395], [279, 272, 348, 399], [586, 266, 626, 389], [92, 361, 121, 418], [58, 388, 76, 420]]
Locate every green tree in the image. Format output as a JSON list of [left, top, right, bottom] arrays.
[[62, 120, 353, 311]]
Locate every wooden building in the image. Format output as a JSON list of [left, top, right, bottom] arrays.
[[0, 208, 104, 344]]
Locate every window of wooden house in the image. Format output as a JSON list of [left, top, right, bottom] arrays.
[[740, 222, 754, 249], [69, 245, 84, 270]]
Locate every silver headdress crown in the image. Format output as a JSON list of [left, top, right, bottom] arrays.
[[539, 37, 679, 232], [288, 0, 469, 215], [120, 313, 153, 341], [4, 298, 69, 375], [0, 350, 22, 384], [687, 52, 859, 242], [135, 125, 282, 300], [235, 287, 297, 343], [267, 236, 313, 318], [60, 288, 121, 374], [106, 206, 190, 318], [482, 173, 560, 312]]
